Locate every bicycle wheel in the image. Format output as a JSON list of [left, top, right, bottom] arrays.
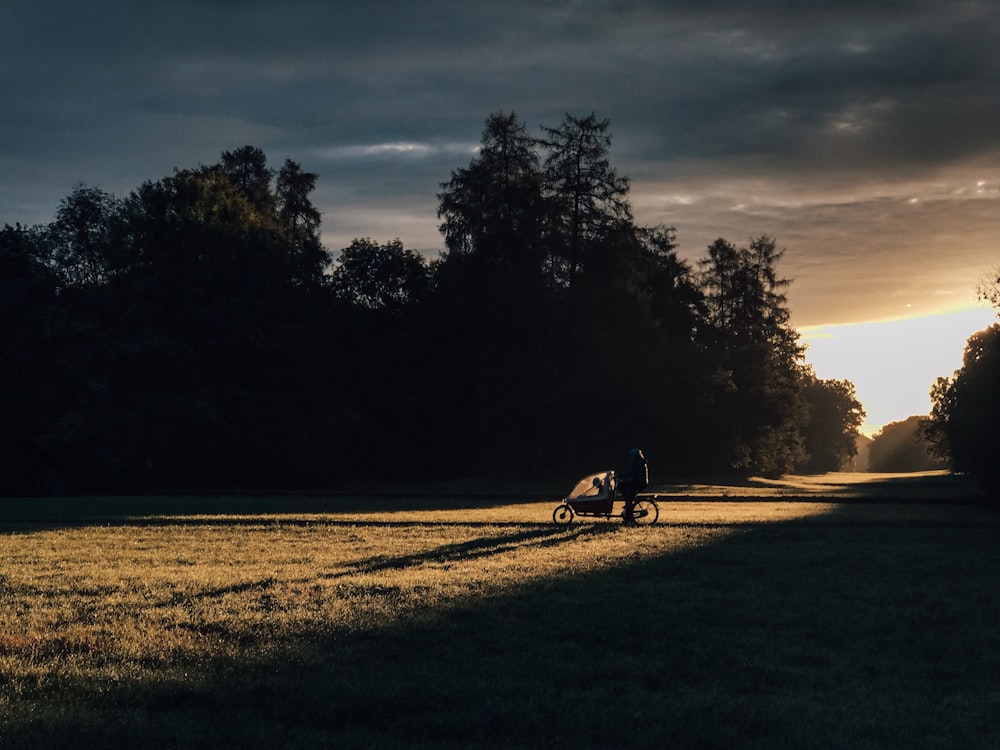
[[632, 499, 659, 525], [552, 504, 575, 526]]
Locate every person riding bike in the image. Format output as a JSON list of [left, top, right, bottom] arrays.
[[618, 448, 648, 525]]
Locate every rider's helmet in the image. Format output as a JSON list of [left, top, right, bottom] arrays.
[[630, 448, 643, 459]]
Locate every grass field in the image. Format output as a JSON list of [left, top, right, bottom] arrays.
[[2, 474, 999, 748]]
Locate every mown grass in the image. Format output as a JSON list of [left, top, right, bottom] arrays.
[[1, 495, 999, 749]]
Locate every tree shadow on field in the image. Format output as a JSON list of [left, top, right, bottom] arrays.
[[655, 471, 981, 504], [791, 472, 982, 504], [6, 511, 1000, 749], [841, 472, 982, 502]]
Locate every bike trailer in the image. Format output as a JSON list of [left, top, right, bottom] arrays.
[[565, 470, 616, 515]]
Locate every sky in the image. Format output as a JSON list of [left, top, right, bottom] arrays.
[[3, 1, 999, 433], [801, 304, 996, 435]]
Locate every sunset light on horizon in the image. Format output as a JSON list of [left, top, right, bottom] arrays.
[[800, 302, 998, 436]]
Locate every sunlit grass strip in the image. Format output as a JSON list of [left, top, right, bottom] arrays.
[[0, 519, 732, 677], [3, 500, 999, 749], [100, 498, 992, 528], [74, 500, 844, 525], [0, 518, 732, 748]]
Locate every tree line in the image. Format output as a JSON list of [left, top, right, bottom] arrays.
[[864, 417, 946, 473], [1, 113, 869, 495], [925, 271, 1000, 503]]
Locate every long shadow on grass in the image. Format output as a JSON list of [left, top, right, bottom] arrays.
[[148, 526, 607, 608], [329, 524, 615, 579], [6, 511, 1000, 749]]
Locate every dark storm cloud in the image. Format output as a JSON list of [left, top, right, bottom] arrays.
[[2, 0, 998, 324], [610, 1, 1000, 168]]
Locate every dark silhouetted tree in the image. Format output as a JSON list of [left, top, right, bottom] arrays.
[[977, 266, 1000, 310], [619, 225, 714, 472], [326, 237, 439, 476], [331, 238, 430, 313], [220, 145, 275, 216], [45, 185, 123, 288], [541, 113, 631, 291], [926, 324, 1000, 502], [1, 116, 873, 494], [0, 224, 65, 493], [438, 111, 547, 272], [868, 415, 946, 473], [698, 236, 807, 476], [798, 375, 865, 472], [276, 158, 328, 284], [12, 147, 346, 493], [635, 224, 706, 338], [433, 112, 560, 471]]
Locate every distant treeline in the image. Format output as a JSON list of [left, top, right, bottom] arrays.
[[3, 112, 874, 494], [864, 417, 946, 473]]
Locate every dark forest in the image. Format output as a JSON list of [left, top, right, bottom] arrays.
[[4, 110, 920, 497]]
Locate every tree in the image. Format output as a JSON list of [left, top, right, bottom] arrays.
[[544, 221, 715, 473], [977, 266, 1000, 309], [330, 238, 429, 313], [926, 324, 1000, 502], [0, 224, 64, 493], [699, 236, 796, 348], [21, 147, 344, 493], [2, 117, 880, 492], [123, 149, 332, 289], [116, 155, 341, 489], [798, 375, 865, 473], [541, 113, 632, 291], [276, 159, 320, 234], [325, 238, 438, 476], [868, 416, 945, 473], [276, 158, 328, 284], [45, 184, 123, 288], [635, 224, 704, 334], [438, 111, 547, 271], [0, 223, 54, 298], [433, 113, 560, 471], [697, 236, 807, 476], [220, 145, 275, 216]]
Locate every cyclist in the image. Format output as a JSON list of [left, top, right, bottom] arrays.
[[618, 448, 648, 525]]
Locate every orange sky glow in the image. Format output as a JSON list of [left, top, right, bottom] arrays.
[[799, 303, 998, 436]]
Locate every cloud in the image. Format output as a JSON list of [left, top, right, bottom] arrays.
[[311, 142, 477, 161], [1, 0, 998, 327]]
